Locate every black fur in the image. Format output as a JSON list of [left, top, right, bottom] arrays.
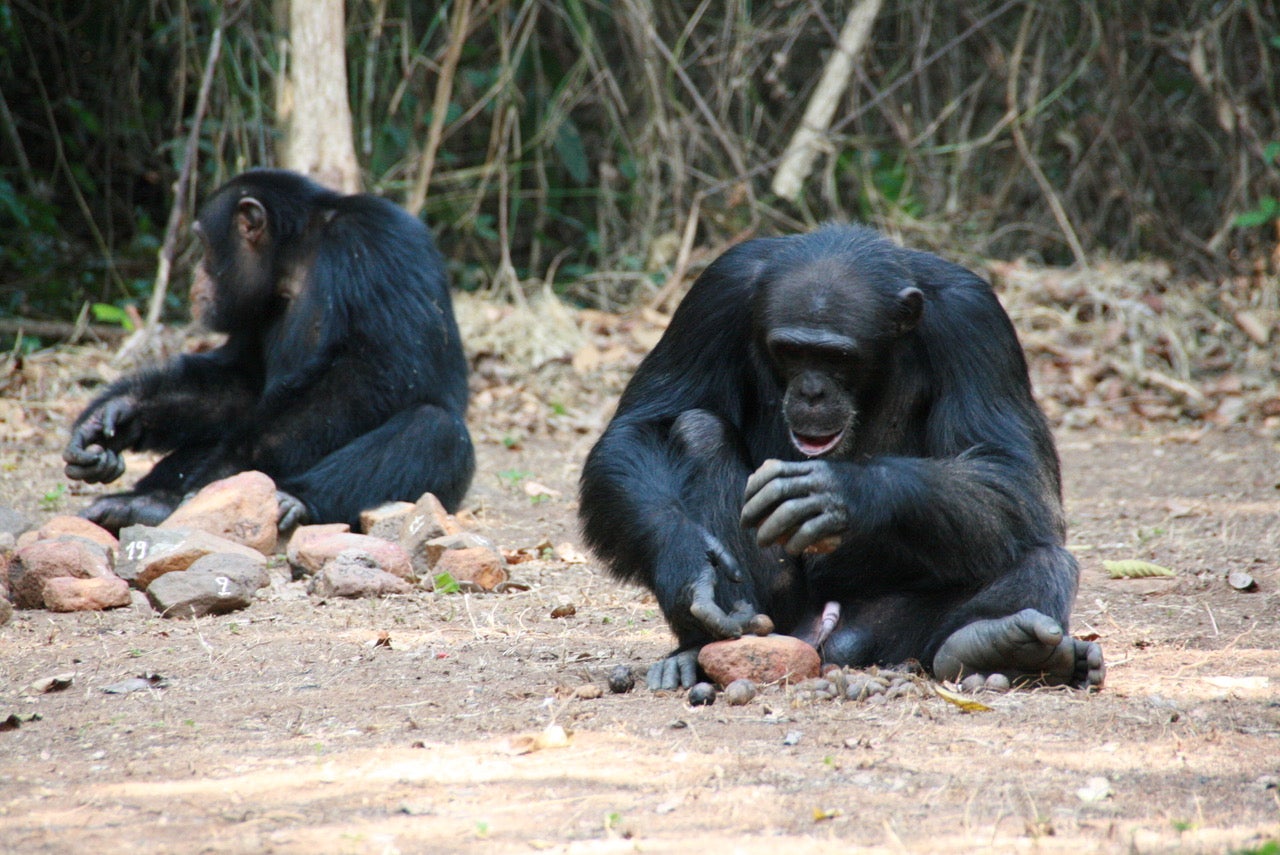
[[65, 169, 474, 529], [579, 224, 1077, 672]]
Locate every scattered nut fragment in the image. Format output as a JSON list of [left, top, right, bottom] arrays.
[[688, 682, 717, 706], [550, 603, 576, 618], [723, 678, 757, 706], [608, 665, 636, 694], [745, 613, 774, 636], [574, 684, 603, 700]]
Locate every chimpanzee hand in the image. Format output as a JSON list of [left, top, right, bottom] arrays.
[[63, 397, 142, 484], [276, 490, 310, 532], [740, 458, 851, 555], [649, 535, 755, 690]]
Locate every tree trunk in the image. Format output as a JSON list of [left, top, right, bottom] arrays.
[[279, 0, 360, 193]]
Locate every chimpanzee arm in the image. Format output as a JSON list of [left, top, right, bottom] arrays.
[[64, 342, 260, 483], [580, 239, 786, 658]]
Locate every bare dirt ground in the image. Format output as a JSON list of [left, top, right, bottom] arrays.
[[2, 323, 1279, 854]]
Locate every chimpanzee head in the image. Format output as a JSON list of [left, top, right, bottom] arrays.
[[189, 170, 329, 332], [754, 240, 923, 459]]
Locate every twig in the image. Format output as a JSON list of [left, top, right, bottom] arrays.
[[133, 4, 240, 354], [405, 0, 472, 217], [771, 0, 883, 201], [1006, 6, 1087, 267]]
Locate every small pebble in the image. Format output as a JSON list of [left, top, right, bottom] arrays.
[[574, 684, 603, 700], [608, 665, 636, 694], [688, 682, 717, 706], [745, 614, 774, 636], [960, 673, 987, 693], [723, 678, 757, 706], [984, 673, 1011, 692]]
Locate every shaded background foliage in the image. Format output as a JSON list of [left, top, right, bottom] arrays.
[[1, 0, 1278, 329]]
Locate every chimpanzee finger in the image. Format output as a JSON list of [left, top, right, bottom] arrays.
[[740, 473, 815, 532], [65, 447, 124, 484], [688, 565, 748, 639], [276, 490, 311, 532], [701, 529, 743, 583], [742, 458, 796, 503], [783, 510, 847, 556], [646, 649, 700, 690], [753, 495, 829, 549]]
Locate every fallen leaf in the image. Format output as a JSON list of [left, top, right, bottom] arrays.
[[934, 685, 993, 713], [522, 481, 560, 499], [550, 603, 576, 619], [1077, 776, 1113, 803], [812, 807, 842, 822], [1203, 676, 1269, 690], [102, 673, 169, 694], [29, 672, 75, 694], [507, 724, 572, 755], [1103, 559, 1175, 579]]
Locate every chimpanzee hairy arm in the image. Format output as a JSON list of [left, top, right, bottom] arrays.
[[581, 241, 783, 652], [64, 342, 260, 483]]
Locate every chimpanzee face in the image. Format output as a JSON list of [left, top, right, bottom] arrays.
[[191, 189, 273, 333], [758, 256, 922, 458]]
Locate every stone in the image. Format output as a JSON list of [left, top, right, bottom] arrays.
[[398, 493, 460, 572], [161, 471, 279, 554], [287, 528, 412, 580], [308, 550, 414, 598], [117, 526, 267, 589], [9, 538, 115, 609], [20, 516, 118, 555], [146, 553, 267, 618], [697, 635, 821, 686], [42, 575, 132, 612], [359, 501, 415, 540], [0, 507, 32, 539], [0, 597, 11, 626], [430, 547, 508, 591], [0, 538, 11, 601], [422, 532, 499, 569]]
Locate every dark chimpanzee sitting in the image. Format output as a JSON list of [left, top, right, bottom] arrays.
[[64, 169, 474, 532], [580, 224, 1104, 691]]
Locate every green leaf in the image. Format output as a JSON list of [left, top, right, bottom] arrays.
[[554, 119, 590, 185], [433, 573, 461, 594], [91, 303, 135, 330], [1103, 559, 1175, 579]]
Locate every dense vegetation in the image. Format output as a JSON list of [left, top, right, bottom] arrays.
[[1, 0, 1277, 330]]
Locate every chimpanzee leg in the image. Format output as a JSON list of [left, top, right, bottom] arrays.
[[929, 545, 1103, 688], [277, 403, 475, 527], [814, 545, 1102, 688]]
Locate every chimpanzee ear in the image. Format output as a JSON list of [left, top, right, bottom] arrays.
[[894, 286, 924, 334], [236, 198, 268, 247]]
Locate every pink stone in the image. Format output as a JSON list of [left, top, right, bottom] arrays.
[[431, 547, 508, 591], [25, 516, 119, 555], [10, 538, 114, 609], [697, 635, 821, 686], [42, 575, 132, 612], [287, 528, 412, 579], [161, 471, 279, 554]]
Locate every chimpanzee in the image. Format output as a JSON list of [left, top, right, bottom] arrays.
[[64, 169, 474, 532], [580, 225, 1104, 691]]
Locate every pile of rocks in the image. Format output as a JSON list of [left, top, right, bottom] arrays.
[[0, 471, 509, 624]]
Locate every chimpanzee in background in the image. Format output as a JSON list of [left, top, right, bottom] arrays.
[[64, 169, 474, 531], [580, 224, 1104, 691]]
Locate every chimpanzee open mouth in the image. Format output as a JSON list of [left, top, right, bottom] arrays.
[[790, 430, 844, 457]]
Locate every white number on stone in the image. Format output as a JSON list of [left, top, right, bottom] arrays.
[[216, 576, 233, 597]]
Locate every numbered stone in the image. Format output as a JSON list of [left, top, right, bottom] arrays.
[[308, 549, 413, 598], [399, 493, 461, 575], [146, 553, 266, 618], [117, 526, 267, 589]]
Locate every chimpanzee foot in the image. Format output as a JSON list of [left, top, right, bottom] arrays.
[[80, 493, 176, 534], [932, 608, 1105, 689], [647, 649, 701, 691]]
